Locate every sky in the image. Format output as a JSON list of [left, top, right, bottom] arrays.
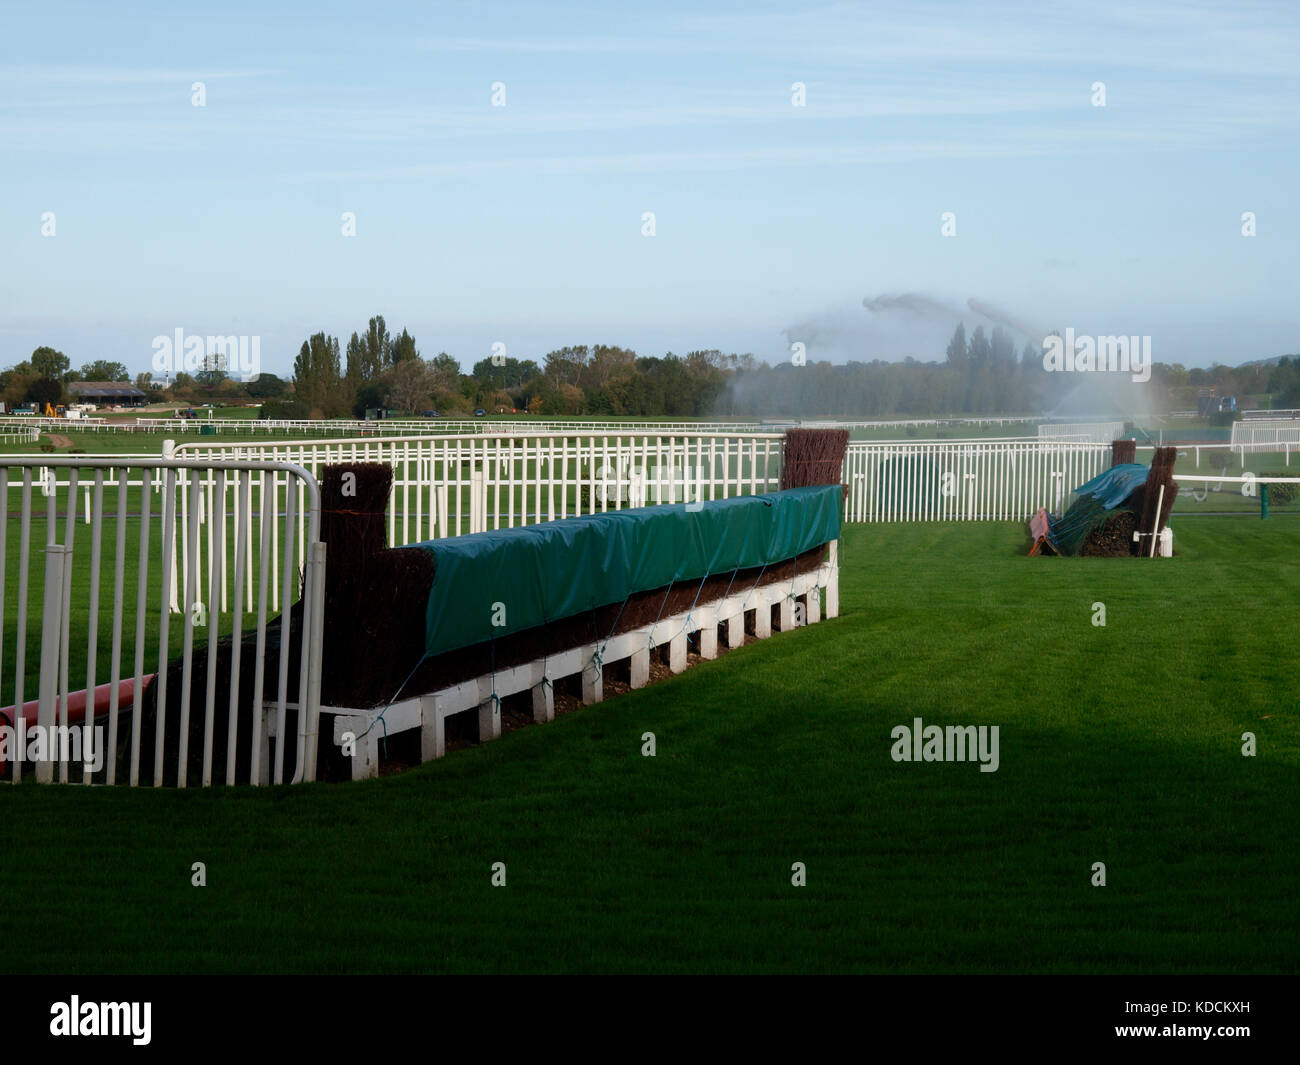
[[2, 0, 1298, 380]]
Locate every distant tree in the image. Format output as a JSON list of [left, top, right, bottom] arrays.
[[195, 355, 229, 395], [2, 363, 37, 406], [989, 326, 1015, 369], [945, 324, 968, 368], [390, 328, 419, 365], [261, 399, 310, 420], [345, 332, 366, 387], [352, 379, 386, 418], [171, 371, 196, 399], [27, 376, 63, 407], [81, 360, 130, 381], [383, 359, 433, 412], [586, 345, 636, 389], [246, 373, 289, 399], [428, 352, 462, 393], [362, 316, 391, 378], [543, 346, 588, 388], [31, 346, 70, 380], [471, 354, 537, 396], [293, 332, 342, 415]]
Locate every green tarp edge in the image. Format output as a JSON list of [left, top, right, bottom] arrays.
[[405, 485, 843, 658], [1068, 463, 1150, 510], [1046, 462, 1148, 555]]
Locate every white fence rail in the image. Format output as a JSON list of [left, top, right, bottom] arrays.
[[0, 416, 116, 432], [1231, 419, 1300, 448], [0, 425, 39, 444], [1037, 422, 1126, 444], [843, 440, 1112, 521], [178, 433, 1122, 542], [0, 455, 325, 786], [175, 429, 784, 543], [1241, 409, 1300, 420]]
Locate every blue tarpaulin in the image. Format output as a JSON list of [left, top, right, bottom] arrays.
[[1045, 463, 1148, 555]]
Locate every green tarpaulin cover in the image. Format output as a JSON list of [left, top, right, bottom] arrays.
[[1046, 462, 1148, 555], [406, 485, 842, 657]]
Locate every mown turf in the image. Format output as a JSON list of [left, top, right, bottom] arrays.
[[1, 517, 1297, 973]]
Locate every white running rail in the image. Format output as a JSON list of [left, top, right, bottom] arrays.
[[0, 455, 325, 787]]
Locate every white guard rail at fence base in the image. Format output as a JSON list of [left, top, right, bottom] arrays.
[[0, 455, 325, 787]]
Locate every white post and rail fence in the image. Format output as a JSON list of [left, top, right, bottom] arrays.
[[0, 455, 325, 788]]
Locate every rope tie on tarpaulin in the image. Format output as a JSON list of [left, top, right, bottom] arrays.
[[740, 561, 771, 612], [718, 562, 743, 606], [646, 579, 677, 654], [536, 605, 554, 698], [353, 647, 432, 756], [488, 637, 499, 720], [591, 595, 631, 677], [655, 568, 714, 653]]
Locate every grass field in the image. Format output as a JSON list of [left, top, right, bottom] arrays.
[[1, 516, 1296, 974]]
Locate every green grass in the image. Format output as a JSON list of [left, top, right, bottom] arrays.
[[206, 406, 262, 419], [1, 517, 1296, 973]]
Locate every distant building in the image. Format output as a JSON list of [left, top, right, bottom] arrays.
[[69, 381, 149, 408]]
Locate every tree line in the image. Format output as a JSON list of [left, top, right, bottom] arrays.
[[5, 320, 1300, 418], [284, 318, 732, 418]]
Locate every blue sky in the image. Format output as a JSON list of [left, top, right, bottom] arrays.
[[3, 0, 1297, 379]]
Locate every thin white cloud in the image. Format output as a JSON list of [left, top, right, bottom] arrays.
[[7, 80, 1296, 156], [0, 66, 267, 84], [419, 3, 1300, 78], [276, 126, 1205, 184]]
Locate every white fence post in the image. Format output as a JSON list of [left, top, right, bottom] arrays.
[[470, 468, 486, 534], [36, 544, 70, 784]]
